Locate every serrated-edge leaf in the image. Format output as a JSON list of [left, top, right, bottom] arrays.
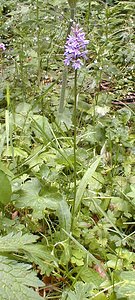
[[0, 232, 57, 276], [0, 256, 44, 300], [0, 232, 39, 252]]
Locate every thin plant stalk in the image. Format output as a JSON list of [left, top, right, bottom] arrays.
[[0, 43, 6, 76], [71, 69, 77, 231], [19, 42, 26, 102], [0, 52, 3, 77], [59, 8, 75, 113], [5, 85, 15, 169], [36, 0, 41, 86]]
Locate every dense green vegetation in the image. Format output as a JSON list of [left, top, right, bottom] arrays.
[[0, 0, 135, 299]]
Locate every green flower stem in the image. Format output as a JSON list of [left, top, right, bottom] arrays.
[[71, 69, 77, 231], [36, 0, 41, 86], [66, 8, 75, 39], [0, 52, 3, 77], [19, 42, 26, 102], [59, 8, 75, 113]]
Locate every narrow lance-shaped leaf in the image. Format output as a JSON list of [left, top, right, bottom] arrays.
[[75, 156, 101, 213], [0, 170, 12, 206], [57, 199, 71, 239]]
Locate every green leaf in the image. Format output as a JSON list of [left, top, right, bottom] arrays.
[[4, 146, 28, 158], [24, 244, 57, 275], [116, 271, 135, 300], [127, 185, 135, 205], [75, 157, 101, 213], [65, 281, 95, 300], [57, 199, 71, 238], [0, 232, 39, 252], [0, 170, 12, 205], [92, 294, 107, 300], [0, 162, 13, 177], [0, 231, 57, 275], [14, 178, 63, 218], [32, 115, 53, 141], [32, 117, 73, 169], [0, 256, 44, 300], [56, 108, 73, 131], [80, 267, 105, 287], [71, 249, 85, 266]]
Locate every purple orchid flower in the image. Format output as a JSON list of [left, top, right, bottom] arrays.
[[64, 23, 89, 70]]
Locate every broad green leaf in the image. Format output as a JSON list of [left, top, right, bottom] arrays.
[[24, 244, 57, 275], [116, 271, 135, 300], [14, 178, 63, 218], [0, 170, 12, 205], [0, 232, 39, 252], [0, 232, 57, 276], [88, 171, 104, 191], [95, 105, 110, 116], [92, 294, 107, 300], [0, 161, 13, 177], [127, 185, 135, 205], [56, 108, 73, 131], [75, 157, 101, 213], [0, 256, 43, 300], [65, 281, 95, 300], [80, 267, 105, 287], [4, 146, 28, 158], [121, 270, 135, 281]]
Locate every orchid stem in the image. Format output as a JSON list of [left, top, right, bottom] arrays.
[[71, 69, 77, 231], [59, 8, 75, 113]]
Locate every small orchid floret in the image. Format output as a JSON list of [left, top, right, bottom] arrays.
[[0, 43, 6, 51]]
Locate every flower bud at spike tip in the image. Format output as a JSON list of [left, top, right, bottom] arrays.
[[64, 23, 89, 70]]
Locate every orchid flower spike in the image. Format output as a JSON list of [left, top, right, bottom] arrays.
[[64, 23, 89, 70]]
